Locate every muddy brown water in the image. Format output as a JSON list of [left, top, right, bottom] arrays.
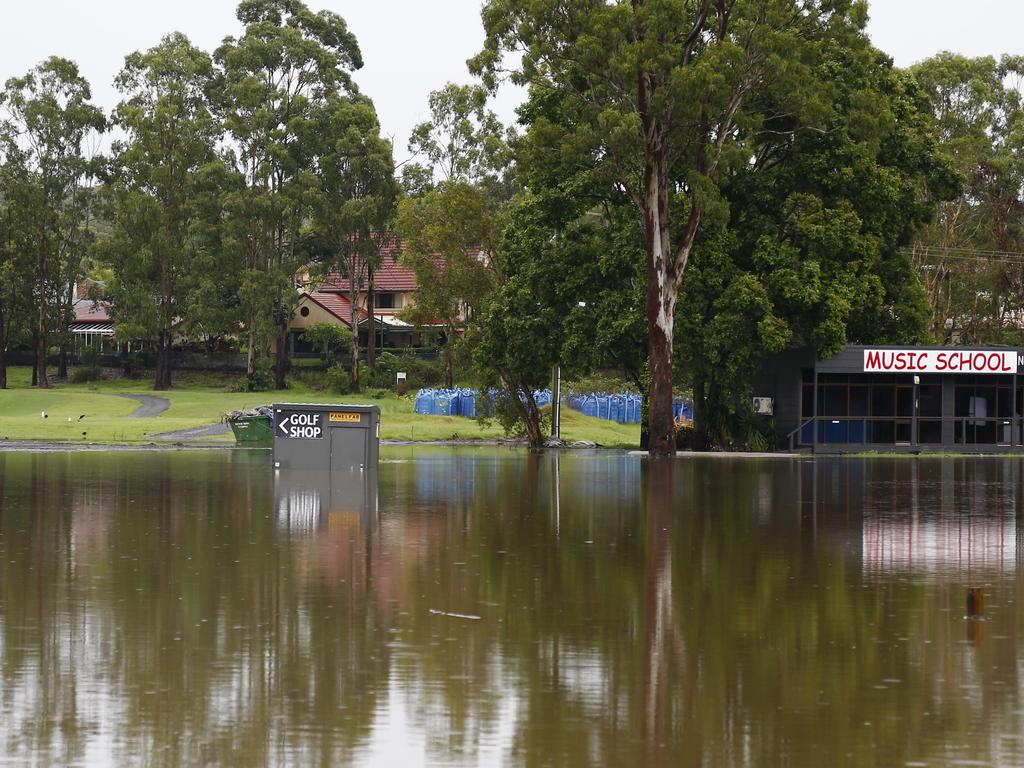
[[0, 449, 1022, 766]]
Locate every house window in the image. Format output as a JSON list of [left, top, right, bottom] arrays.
[[376, 292, 402, 309], [300, 306, 310, 317]]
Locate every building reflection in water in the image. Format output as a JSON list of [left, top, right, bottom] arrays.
[[274, 468, 378, 535]]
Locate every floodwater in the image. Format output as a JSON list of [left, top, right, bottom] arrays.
[[0, 450, 1023, 767]]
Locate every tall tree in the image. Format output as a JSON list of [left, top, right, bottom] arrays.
[[213, 0, 362, 389], [675, 40, 955, 446], [0, 57, 104, 387], [396, 180, 498, 388], [911, 53, 1024, 344], [99, 33, 223, 390], [0, 188, 33, 389], [313, 94, 396, 392], [473, 0, 869, 454], [404, 82, 510, 195]]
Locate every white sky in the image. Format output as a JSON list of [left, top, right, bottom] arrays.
[[2, 0, 1023, 162]]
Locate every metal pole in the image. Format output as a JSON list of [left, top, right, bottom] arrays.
[[812, 368, 818, 453], [552, 364, 561, 440]]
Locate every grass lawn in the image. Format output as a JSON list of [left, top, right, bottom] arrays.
[[0, 366, 640, 447]]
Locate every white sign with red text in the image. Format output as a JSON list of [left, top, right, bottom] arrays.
[[863, 349, 1018, 375]]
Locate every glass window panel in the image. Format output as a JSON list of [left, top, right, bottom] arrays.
[[824, 386, 847, 417], [896, 387, 913, 417], [850, 386, 869, 417], [869, 420, 894, 444], [918, 421, 942, 444], [955, 387, 973, 418], [872, 386, 895, 417], [919, 385, 942, 418]]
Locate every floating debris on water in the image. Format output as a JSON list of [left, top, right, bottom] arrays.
[[429, 609, 482, 621]]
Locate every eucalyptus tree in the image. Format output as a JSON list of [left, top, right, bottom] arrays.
[[99, 33, 223, 390], [398, 82, 511, 388], [213, 0, 362, 389], [313, 93, 396, 391], [0, 191, 33, 389], [0, 57, 105, 387], [911, 54, 1024, 344], [397, 180, 499, 389], [404, 82, 510, 195], [472, 0, 872, 454]]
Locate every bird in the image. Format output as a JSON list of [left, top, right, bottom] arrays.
[[78, 414, 85, 421], [67, 417, 72, 423], [40, 411, 47, 419]]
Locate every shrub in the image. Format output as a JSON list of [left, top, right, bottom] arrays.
[[231, 358, 275, 392], [325, 363, 350, 393], [302, 323, 353, 367]]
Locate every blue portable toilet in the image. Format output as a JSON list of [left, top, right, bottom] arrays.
[[414, 389, 434, 415]]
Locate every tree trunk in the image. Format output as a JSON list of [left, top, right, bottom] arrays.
[[349, 282, 360, 392], [274, 331, 288, 389], [642, 149, 677, 455], [154, 332, 172, 391], [58, 348, 68, 379], [0, 314, 6, 390], [693, 376, 708, 450], [31, 342, 38, 387], [502, 373, 543, 448], [444, 324, 455, 389], [36, 236, 48, 388], [246, 324, 256, 379], [366, 267, 376, 370]]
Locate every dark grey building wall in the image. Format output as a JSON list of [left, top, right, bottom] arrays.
[[752, 347, 815, 447]]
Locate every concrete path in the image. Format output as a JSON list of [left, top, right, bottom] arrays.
[[117, 393, 171, 418], [150, 423, 231, 441]]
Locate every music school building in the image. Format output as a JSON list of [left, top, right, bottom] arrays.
[[757, 345, 1024, 452]]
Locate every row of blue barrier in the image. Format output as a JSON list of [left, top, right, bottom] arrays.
[[567, 394, 693, 425], [413, 388, 554, 419], [414, 388, 693, 426]]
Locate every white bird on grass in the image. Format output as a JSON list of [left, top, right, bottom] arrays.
[[40, 411, 47, 419]]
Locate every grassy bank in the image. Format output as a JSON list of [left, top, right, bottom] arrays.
[[0, 367, 640, 447]]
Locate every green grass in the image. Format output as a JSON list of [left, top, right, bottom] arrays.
[[0, 367, 640, 447]]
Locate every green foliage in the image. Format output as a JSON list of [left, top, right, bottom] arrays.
[[0, 56, 106, 386], [213, 0, 366, 388], [232, 358, 275, 392], [301, 322, 353, 367], [98, 33, 223, 390], [70, 346, 104, 383], [675, 37, 955, 446], [404, 82, 512, 196], [396, 180, 498, 387], [471, 0, 875, 451], [911, 53, 1024, 344], [325, 363, 349, 394], [364, 351, 442, 390]]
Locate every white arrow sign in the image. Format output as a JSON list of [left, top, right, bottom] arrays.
[[277, 412, 323, 439]]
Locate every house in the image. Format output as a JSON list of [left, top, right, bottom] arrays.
[[70, 295, 116, 355], [288, 236, 451, 354]]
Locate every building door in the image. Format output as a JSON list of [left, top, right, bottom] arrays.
[[330, 428, 366, 471], [895, 385, 913, 444]]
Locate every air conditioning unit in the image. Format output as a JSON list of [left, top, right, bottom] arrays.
[[752, 397, 774, 416]]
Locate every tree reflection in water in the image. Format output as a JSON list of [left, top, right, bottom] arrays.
[[1, 451, 1024, 765]]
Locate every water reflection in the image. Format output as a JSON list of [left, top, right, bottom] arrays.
[[3, 451, 1024, 765]]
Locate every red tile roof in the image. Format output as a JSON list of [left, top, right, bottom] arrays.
[[73, 299, 111, 324], [303, 290, 361, 327], [318, 235, 476, 293]]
